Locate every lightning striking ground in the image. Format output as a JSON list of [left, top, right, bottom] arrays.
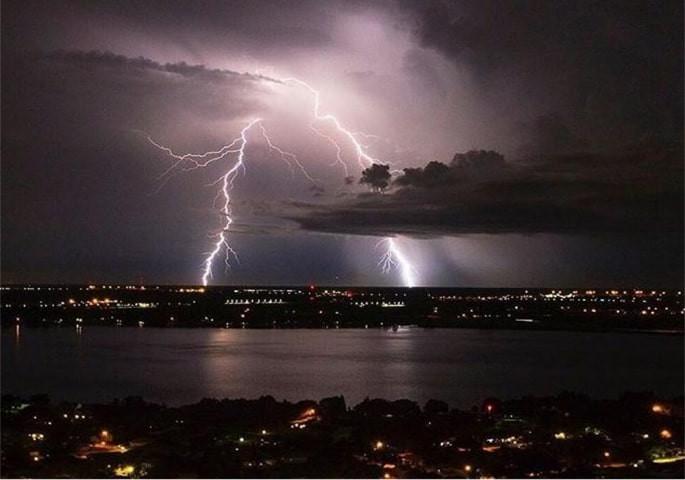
[[283, 78, 418, 286], [148, 76, 419, 287], [378, 238, 417, 288], [199, 119, 256, 286], [148, 118, 317, 286]]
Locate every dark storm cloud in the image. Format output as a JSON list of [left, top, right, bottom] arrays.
[[2, 0, 683, 286], [288, 143, 683, 237], [2, 0, 337, 55], [516, 114, 588, 156], [40, 50, 280, 84], [403, 0, 684, 150], [88, 0, 337, 48], [4, 49, 273, 138]]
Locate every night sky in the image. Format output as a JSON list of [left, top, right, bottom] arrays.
[[2, 0, 683, 287]]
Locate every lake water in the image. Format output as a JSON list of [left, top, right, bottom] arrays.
[[2, 326, 683, 408]]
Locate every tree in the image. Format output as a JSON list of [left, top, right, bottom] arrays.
[[359, 164, 391, 192]]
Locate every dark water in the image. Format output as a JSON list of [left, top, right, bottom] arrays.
[[2, 326, 683, 408]]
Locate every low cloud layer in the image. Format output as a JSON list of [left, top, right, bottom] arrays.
[[289, 145, 683, 237]]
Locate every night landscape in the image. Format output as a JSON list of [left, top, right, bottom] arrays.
[[1, 0, 683, 478]]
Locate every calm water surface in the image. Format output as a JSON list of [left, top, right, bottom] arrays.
[[2, 327, 683, 407]]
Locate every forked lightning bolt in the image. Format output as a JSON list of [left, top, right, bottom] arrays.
[[378, 238, 417, 288], [148, 118, 313, 286], [199, 119, 255, 286], [282, 78, 380, 174], [147, 75, 418, 286], [284, 78, 418, 286]]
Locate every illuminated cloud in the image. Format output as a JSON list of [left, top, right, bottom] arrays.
[[2, 0, 682, 286]]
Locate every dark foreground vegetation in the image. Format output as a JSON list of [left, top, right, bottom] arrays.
[[2, 392, 683, 478], [2, 285, 683, 332]]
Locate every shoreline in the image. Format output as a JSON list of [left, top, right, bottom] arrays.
[[4, 323, 684, 335]]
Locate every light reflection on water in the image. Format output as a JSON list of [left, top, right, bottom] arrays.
[[2, 327, 683, 408]]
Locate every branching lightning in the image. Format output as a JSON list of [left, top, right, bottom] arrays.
[[199, 119, 256, 286], [147, 75, 419, 287], [282, 78, 380, 173], [377, 238, 417, 288], [284, 78, 418, 287], [148, 118, 317, 286], [257, 122, 318, 184]]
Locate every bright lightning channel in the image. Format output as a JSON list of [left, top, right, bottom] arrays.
[[148, 76, 419, 287], [282, 78, 380, 174], [283, 78, 418, 287], [378, 238, 417, 288], [148, 118, 315, 286], [199, 119, 256, 286]]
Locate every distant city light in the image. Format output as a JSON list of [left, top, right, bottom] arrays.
[[113, 465, 135, 477]]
